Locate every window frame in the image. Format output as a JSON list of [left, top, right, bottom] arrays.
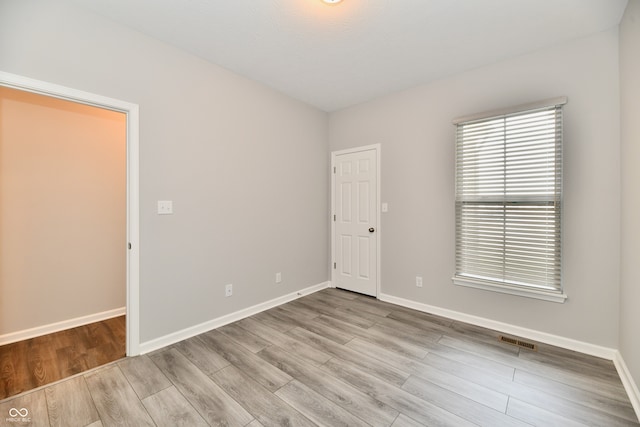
[[452, 97, 568, 303]]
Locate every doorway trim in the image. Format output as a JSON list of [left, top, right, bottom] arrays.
[[330, 143, 381, 297], [0, 71, 141, 356]]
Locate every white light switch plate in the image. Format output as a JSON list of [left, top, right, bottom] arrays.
[[157, 200, 173, 215], [382, 202, 389, 213]]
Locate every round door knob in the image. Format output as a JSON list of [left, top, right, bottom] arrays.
[[369, 227, 375, 233]]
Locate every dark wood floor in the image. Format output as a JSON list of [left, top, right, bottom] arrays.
[[0, 289, 637, 426], [0, 315, 126, 400]]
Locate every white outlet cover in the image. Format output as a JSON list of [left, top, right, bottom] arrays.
[[382, 202, 389, 213], [157, 200, 173, 215]]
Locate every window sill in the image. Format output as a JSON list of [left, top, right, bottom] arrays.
[[452, 276, 567, 303]]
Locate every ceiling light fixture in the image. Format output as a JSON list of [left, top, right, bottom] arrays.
[[322, 0, 343, 4]]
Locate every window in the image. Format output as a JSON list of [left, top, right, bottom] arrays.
[[453, 97, 567, 303]]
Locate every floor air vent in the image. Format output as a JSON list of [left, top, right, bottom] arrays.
[[499, 335, 538, 351]]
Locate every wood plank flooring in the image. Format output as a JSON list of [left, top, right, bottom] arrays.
[[0, 289, 637, 426], [0, 316, 126, 400]]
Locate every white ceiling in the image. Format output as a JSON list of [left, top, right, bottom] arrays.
[[71, 0, 628, 112]]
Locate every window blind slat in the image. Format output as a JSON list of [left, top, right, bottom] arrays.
[[454, 103, 563, 293]]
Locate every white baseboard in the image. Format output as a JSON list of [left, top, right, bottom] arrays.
[[139, 281, 330, 354], [614, 351, 640, 420], [378, 293, 617, 360], [0, 307, 126, 346]]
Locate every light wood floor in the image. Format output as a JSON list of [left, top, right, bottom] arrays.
[[0, 289, 637, 426], [0, 316, 126, 400]]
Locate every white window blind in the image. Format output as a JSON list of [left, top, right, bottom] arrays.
[[453, 98, 566, 301]]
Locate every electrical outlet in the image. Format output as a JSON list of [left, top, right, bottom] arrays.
[[225, 284, 233, 297], [416, 276, 423, 288], [275, 272, 282, 284], [157, 200, 173, 215]]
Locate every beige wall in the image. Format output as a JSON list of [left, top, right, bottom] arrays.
[[620, 0, 640, 387], [0, 86, 126, 336], [0, 0, 329, 344], [329, 29, 621, 348]]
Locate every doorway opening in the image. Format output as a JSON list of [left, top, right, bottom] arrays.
[[0, 72, 139, 399]]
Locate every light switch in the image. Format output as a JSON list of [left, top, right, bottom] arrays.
[[381, 202, 389, 213], [157, 200, 173, 215]]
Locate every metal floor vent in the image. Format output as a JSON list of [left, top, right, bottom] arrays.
[[499, 335, 538, 351]]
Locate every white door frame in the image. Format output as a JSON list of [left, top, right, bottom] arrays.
[[331, 143, 381, 297], [0, 71, 141, 356]]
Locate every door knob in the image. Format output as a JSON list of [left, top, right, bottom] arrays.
[[369, 227, 375, 233]]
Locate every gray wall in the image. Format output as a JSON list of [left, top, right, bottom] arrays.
[[620, 0, 640, 388], [329, 29, 621, 348], [0, 0, 633, 369], [0, 0, 329, 343]]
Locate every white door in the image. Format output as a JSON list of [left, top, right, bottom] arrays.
[[333, 147, 378, 296]]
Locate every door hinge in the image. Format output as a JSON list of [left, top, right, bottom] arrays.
[[333, 262, 336, 269], [333, 214, 336, 221], [333, 166, 336, 174], [128, 242, 132, 250]]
